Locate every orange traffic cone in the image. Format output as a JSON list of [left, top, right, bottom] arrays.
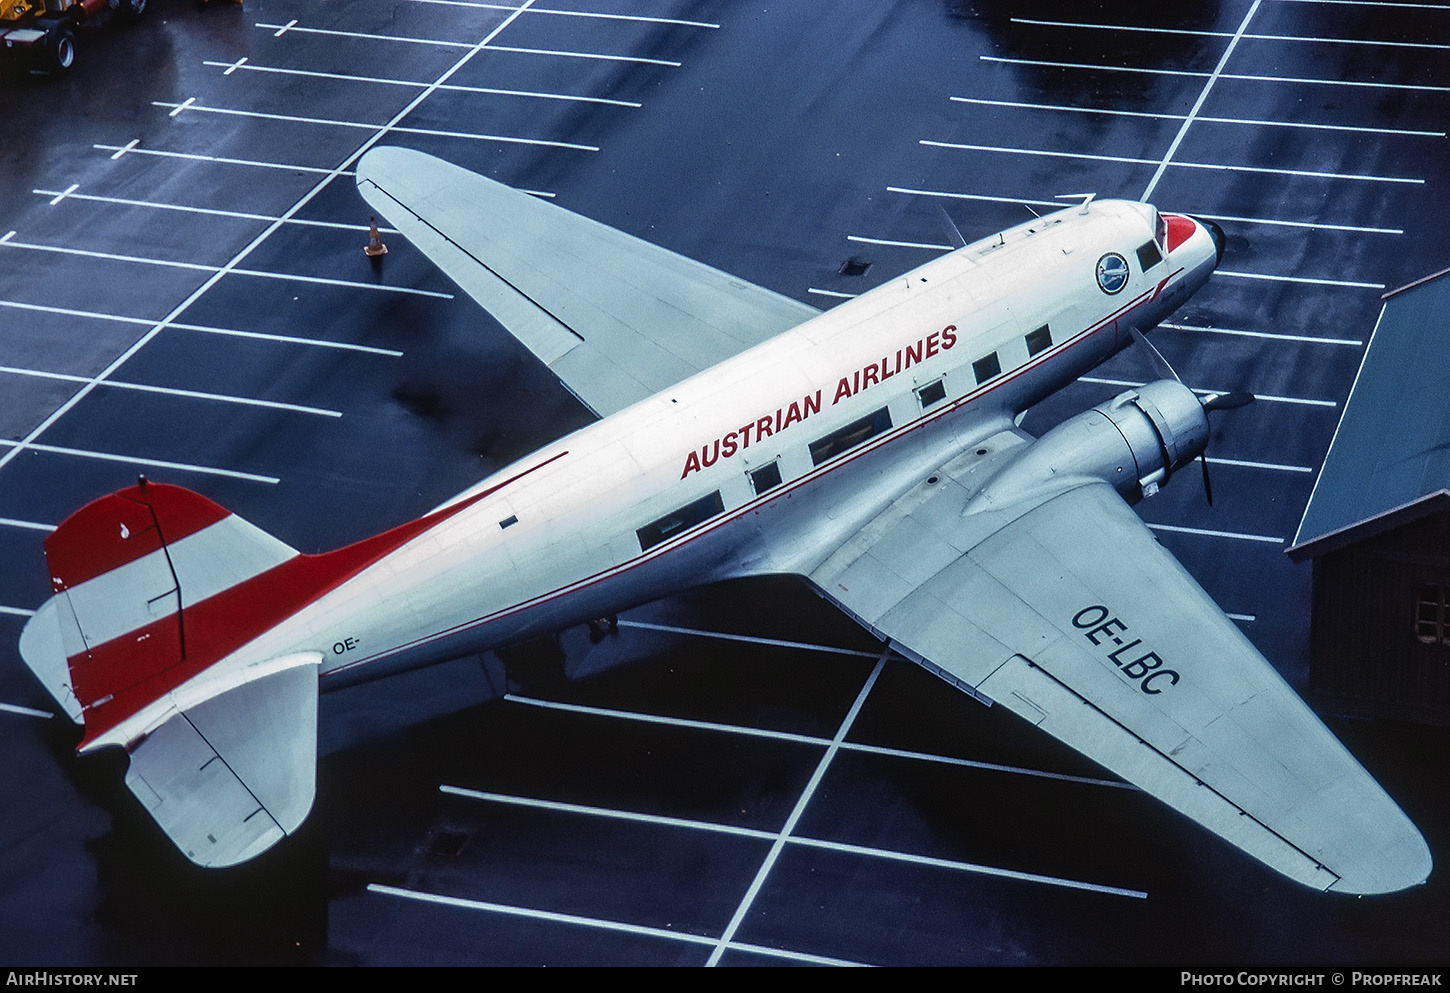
[[364, 215, 388, 258]]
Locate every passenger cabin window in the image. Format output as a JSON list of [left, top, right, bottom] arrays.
[[637, 491, 724, 551], [1025, 324, 1053, 357], [973, 353, 1001, 384], [916, 378, 947, 409], [809, 407, 892, 466], [750, 461, 783, 495], [1137, 240, 1163, 271]]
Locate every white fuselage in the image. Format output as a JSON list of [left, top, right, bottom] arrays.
[[221, 200, 1220, 693]]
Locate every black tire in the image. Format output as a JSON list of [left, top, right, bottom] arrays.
[[43, 24, 76, 75], [116, 0, 147, 23]]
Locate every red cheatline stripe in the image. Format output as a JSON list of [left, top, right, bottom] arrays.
[[69, 452, 569, 745]]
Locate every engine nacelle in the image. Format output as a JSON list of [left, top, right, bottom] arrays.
[[968, 379, 1209, 510]]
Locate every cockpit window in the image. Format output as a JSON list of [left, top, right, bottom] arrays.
[[1137, 240, 1163, 271], [1153, 209, 1168, 254]]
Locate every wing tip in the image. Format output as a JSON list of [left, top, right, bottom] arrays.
[[1325, 829, 1433, 896]]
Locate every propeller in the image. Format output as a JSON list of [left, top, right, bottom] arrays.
[[1128, 327, 1255, 506]]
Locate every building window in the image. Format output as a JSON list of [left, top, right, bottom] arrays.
[[916, 378, 946, 408], [637, 491, 724, 551], [809, 407, 892, 466], [1137, 240, 1163, 271], [1025, 324, 1053, 357], [973, 352, 1001, 384], [750, 461, 783, 495], [1415, 584, 1450, 645]]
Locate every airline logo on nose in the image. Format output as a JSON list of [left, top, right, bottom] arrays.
[[1096, 253, 1129, 295]]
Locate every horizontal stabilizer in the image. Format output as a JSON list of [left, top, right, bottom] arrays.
[[124, 654, 320, 868]]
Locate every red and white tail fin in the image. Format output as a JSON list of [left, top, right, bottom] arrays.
[[19, 480, 320, 866], [21, 480, 300, 739], [20, 479, 490, 866]]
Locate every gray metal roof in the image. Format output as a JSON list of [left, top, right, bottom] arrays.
[[1289, 268, 1450, 559]]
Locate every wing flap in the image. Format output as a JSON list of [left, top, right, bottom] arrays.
[[356, 147, 819, 416], [975, 654, 1340, 890]]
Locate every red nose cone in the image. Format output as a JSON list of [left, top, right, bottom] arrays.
[[1163, 213, 1198, 253]]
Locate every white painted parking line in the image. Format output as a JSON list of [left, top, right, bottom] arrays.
[[440, 782, 1145, 902], [508, 693, 827, 746], [980, 55, 1450, 94], [788, 834, 1147, 899], [1011, 16, 1450, 51], [512, 690, 1134, 790], [1147, 523, 1285, 545], [710, 652, 875, 964], [483, 43, 681, 66], [254, 20, 683, 65], [1, 0, 538, 482], [1080, 377, 1338, 407], [170, 321, 405, 357], [847, 234, 952, 252], [1280, 0, 1448, 6], [1161, 321, 1363, 347], [369, 884, 864, 966], [0, 441, 281, 484], [0, 365, 342, 418], [888, 186, 1062, 210], [155, 100, 600, 152], [919, 139, 1423, 186], [1216, 269, 1385, 290], [442, 784, 777, 839], [97, 141, 340, 175], [1204, 457, 1314, 474], [1191, 211, 1403, 235], [0, 517, 54, 532], [0, 234, 456, 299], [204, 59, 643, 107], [617, 620, 882, 658], [0, 299, 403, 357], [0, 701, 52, 719], [948, 97, 1445, 139], [401, 0, 721, 29], [844, 740, 1131, 789], [33, 187, 402, 234]]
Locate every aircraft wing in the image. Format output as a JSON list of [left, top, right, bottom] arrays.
[[809, 434, 1431, 894], [355, 147, 821, 418]]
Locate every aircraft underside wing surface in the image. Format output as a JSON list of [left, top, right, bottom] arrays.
[[808, 438, 1432, 895], [355, 147, 821, 417]]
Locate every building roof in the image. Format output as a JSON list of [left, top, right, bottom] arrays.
[[1289, 267, 1450, 560]]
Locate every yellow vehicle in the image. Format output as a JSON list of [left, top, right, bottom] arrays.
[[0, 0, 146, 75]]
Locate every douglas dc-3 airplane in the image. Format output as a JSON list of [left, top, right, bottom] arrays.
[[19, 148, 1430, 895]]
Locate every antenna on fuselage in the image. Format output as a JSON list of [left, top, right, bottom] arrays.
[[937, 205, 967, 250], [1055, 193, 1096, 214]]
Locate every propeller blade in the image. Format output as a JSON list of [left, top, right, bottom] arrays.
[[1200, 454, 1214, 507], [1129, 326, 1181, 384], [1202, 390, 1256, 412]]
